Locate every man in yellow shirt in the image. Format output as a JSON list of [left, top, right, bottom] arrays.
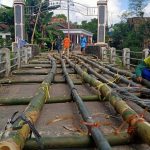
[[135, 55, 150, 82]]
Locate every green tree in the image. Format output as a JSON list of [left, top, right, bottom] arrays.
[[79, 18, 98, 42], [129, 0, 149, 17], [0, 6, 14, 45], [55, 14, 67, 22]]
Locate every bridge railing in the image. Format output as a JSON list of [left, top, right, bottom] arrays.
[[101, 47, 149, 69], [0, 44, 39, 78]]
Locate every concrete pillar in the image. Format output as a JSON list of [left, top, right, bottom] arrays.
[[17, 47, 21, 68], [110, 47, 116, 64], [14, 0, 25, 42], [101, 47, 107, 61], [123, 48, 130, 69], [143, 49, 149, 58], [0, 48, 11, 77], [90, 36, 93, 44], [97, 0, 107, 43], [77, 34, 79, 44], [24, 48, 28, 64]]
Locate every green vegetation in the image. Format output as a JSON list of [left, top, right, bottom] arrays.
[[129, 0, 149, 17], [78, 19, 98, 42]]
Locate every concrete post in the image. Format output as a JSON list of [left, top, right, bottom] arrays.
[[123, 48, 130, 69], [17, 47, 21, 68], [110, 47, 116, 64], [77, 34, 79, 44], [14, 0, 25, 42], [101, 47, 107, 61], [143, 49, 149, 58], [24, 47, 28, 64], [97, 0, 107, 43], [0, 48, 11, 77]]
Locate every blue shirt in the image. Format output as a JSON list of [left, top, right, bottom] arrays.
[[80, 37, 87, 48]]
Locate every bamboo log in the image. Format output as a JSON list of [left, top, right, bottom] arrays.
[[65, 56, 150, 145], [79, 61, 146, 108], [60, 56, 111, 150], [29, 61, 50, 64], [21, 64, 70, 68], [0, 55, 57, 150], [24, 132, 133, 149], [76, 55, 138, 87], [0, 79, 82, 84], [12, 71, 48, 75], [100, 63, 150, 89], [0, 95, 99, 105]]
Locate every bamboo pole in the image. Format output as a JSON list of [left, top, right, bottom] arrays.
[[24, 132, 133, 149], [21, 64, 70, 68], [76, 55, 138, 87], [65, 56, 150, 145], [94, 60, 150, 89], [79, 60, 146, 108], [12, 71, 48, 75], [60, 56, 111, 150], [29, 61, 50, 64], [0, 95, 99, 105], [0, 55, 57, 150], [0, 78, 82, 84]]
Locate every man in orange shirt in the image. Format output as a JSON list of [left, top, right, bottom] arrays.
[[63, 35, 70, 56]]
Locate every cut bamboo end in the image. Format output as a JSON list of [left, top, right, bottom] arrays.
[[0, 141, 19, 150]]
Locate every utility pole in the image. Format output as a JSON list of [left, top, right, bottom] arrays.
[[31, 0, 43, 44], [67, 0, 70, 38]]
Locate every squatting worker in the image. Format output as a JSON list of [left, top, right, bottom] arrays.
[[80, 34, 87, 55], [63, 35, 70, 56], [135, 53, 150, 82]]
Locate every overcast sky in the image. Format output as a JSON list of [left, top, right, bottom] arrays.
[[1, 0, 150, 25]]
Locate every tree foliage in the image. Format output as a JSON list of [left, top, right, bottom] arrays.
[[111, 19, 150, 52], [129, 0, 149, 17], [79, 18, 98, 42], [0, 6, 14, 37], [55, 14, 67, 22]]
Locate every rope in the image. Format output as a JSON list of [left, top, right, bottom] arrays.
[[106, 73, 121, 85], [97, 82, 105, 90], [1, 111, 44, 150], [81, 71, 87, 83], [42, 83, 50, 102]]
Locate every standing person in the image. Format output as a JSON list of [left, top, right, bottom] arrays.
[[56, 36, 62, 53], [80, 34, 87, 55], [63, 35, 70, 56]]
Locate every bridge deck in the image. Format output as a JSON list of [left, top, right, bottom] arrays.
[[0, 52, 150, 150]]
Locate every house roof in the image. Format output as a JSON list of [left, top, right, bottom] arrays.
[[60, 29, 93, 36], [0, 23, 9, 32]]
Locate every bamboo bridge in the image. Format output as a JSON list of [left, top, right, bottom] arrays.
[[0, 49, 150, 150]]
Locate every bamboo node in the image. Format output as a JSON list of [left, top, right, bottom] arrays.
[[96, 82, 105, 90]]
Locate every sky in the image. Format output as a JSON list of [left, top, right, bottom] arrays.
[[1, 0, 150, 25]]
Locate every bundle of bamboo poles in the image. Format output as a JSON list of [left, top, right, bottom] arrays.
[[93, 58, 150, 88], [0, 55, 56, 150], [64, 56, 150, 145]]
